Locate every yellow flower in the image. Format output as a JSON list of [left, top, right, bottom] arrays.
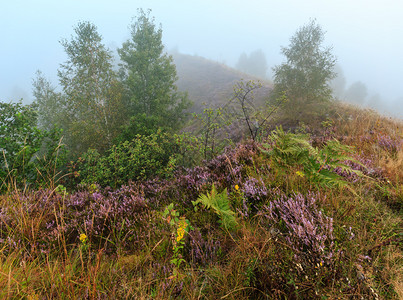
[[176, 218, 188, 242], [296, 171, 305, 178], [79, 233, 87, 243], [235, 184, 239, 191], [176, 227, 185, 242]]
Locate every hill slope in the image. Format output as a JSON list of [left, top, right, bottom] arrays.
[[0, 53, 402, 299], [172, 52, 272, 112]]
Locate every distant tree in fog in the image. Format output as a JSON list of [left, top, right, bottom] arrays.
[[271, 20, 336, 120], [367, 93, 382, 110], [391, 97, 403, 118], [236, 52, 248, 74], [345, 81, 368, 105], [32, 71, 64, 131], [235, 49, 268, 79], [249, 50, 268, 78], [330, 64, 346, 100]]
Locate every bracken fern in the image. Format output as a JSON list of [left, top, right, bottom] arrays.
[[192, 184, 237, 231], [264, 126, 365, 190]]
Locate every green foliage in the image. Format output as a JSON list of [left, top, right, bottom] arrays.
[[116, 113, 163, 142], [34, 14, 191, 158], [72, 130, 180, 188], [32, 71, 64, 131], [271, 19, 336, 120], [118, 9, 191, 135], [57, 21, 126, 155], [264, 126, 363, 189], [243, 258, 257, 287], [192, 184, 237, 231], [0, 101, 42, 188], [163, 203, 193, 270], [173, 132, 203, 167], [194, 107, 229, 160], [0, 101, 66, 191], [162, 203, 180, 226], [32, 128, 68, 188]]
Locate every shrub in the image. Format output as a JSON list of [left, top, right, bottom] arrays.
[[69, 130, 180, 189], [261, 192, 336, 266], [0, 185, 157, 256], [0, 101, 66, 192]]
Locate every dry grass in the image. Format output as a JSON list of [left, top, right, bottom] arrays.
[[328, 104, 403, 299], [381, 149, 403, 183]]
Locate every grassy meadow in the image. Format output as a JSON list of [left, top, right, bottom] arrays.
[[0, 102, 402, 299]]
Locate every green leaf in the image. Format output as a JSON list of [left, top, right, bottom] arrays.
[[194, 184, 238, 231]]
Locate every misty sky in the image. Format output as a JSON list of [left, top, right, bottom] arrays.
[[1, 0, 402, 115]]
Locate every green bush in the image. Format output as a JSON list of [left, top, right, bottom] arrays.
[[71, 130, 182, 189], [0, 101, 65, 192]]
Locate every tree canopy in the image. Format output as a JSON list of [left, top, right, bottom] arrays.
[[56, 21, 125, 155], [118, 9, 190, 136], [32, 11, 191, 159], [32, 70, 64, 131], [271, 20, 336, 119]]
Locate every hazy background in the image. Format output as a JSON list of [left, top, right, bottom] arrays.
[[1, 0, 402, 117]]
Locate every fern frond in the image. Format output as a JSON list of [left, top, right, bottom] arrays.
[[263, 127, 365, 192], [193, 184, 238, 230]]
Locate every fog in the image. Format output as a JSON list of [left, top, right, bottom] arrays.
[[1, 0, 402, 117]]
